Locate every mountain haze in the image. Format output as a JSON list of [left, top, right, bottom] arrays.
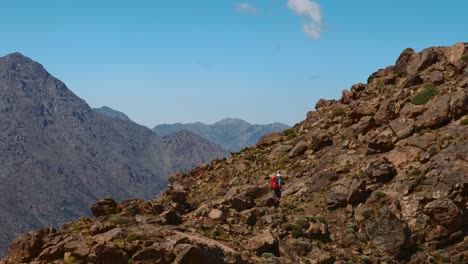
[[153, 118, 290, 152], [3, 43, 466, 263]]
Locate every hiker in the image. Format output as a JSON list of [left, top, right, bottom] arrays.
[[270, 172, 283, 203]]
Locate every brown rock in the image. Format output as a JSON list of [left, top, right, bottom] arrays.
[[414, 94, 451, 130], [402, 74, 423, 88], [249, 230, 278, 256], [389, 118, 415, 139], [258, 132, 283, 146], [273, 144, 293, 153], [349, 102, 376, 119], [374, 100, 396, 124], [340, 89, 354, 104], [288, 140, 308, 157], [364, 157, 397, 184], [399, 103, 424, 119], [224, 196, 256, 212], [355, 195, 412, 257], [315, 98, 336, 110], [394, 48, 417, 75], [5, 228, 56, 263], [306, 130, 331, 151], [326, 178, 366, 209], [208, 209, 224, 220], [353, 116, 376, 136], [449, 91, 468, 118], [351, 82, 367, 93], [367, 129, 395, 153], [423, 198, 463, 232], [425, 70, 444, 84], [160, 209, 182, 225], [88, 242, 129, 264], [90, 198, 117, 217]]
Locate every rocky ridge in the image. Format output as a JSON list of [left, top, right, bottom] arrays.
[[153, 118, 290, 152], [3, 43, 467, 263]]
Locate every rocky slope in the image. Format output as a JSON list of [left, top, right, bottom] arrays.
[[153, 118, 290, 152], [0, 53, 228, 256], [93, 106, 132, 122], [163, 129, 230, 173], [3, 43, 467, 263]]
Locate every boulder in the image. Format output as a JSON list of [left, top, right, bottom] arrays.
[[258, 132, 283, 146], [273, 144, 293, 153], [423, 198, 463, 233], [160, 209, 182, 225], [87, 242, 129, 264], [449, 91, 468, 118], [315, 98, 336, 110], [208, 209, 224, 220], [249, 230, 278, 256], [90, 198, 117, 217], [351, 82, 367, 93], [354, 195, 412, 257], [326, 178, 366, 209], [353, 116, 376, 136], [224, 196, 256, 212], [340, 89, 354, 104], [306, 130, 331, 151], [288, 140, 308, 157], [389, 118, 415, 139], [349, 102, 376, 119], [425, 70, 445, 84], [367, 129, 395, 153], [5, 228, 56, 263], [374, 100, 396, 124], [402, 74, 424, 88], [414, 94, 451, 130], [394, 48, 417, 75], [399, 103, 424, 119], [364, 157, 397, 184]]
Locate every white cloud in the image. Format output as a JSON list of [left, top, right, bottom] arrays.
[[287, 0, 323, 39], [235, 3, 258, 14]]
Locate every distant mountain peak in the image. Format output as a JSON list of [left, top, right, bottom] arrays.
[[214, 118, 251, 126], [93, 106, 132, 122]]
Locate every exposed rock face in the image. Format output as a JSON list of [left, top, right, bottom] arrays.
[[3, 43, 468, 263], [153, 118, 290, 152]]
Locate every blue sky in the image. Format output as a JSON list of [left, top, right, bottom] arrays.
[[0, 0, 466, 127]]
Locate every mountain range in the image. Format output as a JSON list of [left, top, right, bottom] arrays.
[[3, 43, 466, 263], [0, 53, 228, 255], [153, 118, 290, 152]]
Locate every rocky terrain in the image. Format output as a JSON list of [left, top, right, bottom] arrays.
[[93, 106, 132, 122], [163, 129, 230, 173], [2, 43, 467, 263], [0, 53, 230, 256], [153, 118, 290, 152]]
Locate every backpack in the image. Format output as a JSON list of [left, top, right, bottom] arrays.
[[270, 176, 277, 190]]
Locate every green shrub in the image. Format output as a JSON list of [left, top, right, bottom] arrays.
[[295, 217, 309, 229], [461, 54, 468, 62], [331, 107, 346, 118], [461, 118, 468, 125], [126, 232, 143, 241], [282, 223, 304, 238], [261, 252, 275, 259], [108, 214, 128, 225], [411, 85, 439, 105]]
